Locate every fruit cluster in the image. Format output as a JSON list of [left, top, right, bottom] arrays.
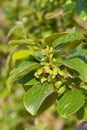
[[34, 46, 66, 94]]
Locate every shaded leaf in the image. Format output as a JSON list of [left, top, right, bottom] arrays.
[[62, 3, 75, 23], [44, 32, 68, 45], [77, 103, 87, 120], [18, 71, 35, 85], [7, 61, 40, 89], [76, 0, 87, 15], [18, 71, 39, 86], [75, 0, 87, 20]]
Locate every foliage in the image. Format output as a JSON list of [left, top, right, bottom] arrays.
[[0, 0, 87, 130], [7, 31, 87, 120]]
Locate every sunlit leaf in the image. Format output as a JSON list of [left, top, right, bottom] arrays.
[[64, 44, 87, 82], [24, 83, 57, 115], [8, 39, 36, 46], [57, 89, 85, 118], [53, 32, 84, 49], [12, 50, 31, 61]]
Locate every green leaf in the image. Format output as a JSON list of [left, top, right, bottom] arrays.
[[65, 44, 87, 58], [18, 71, 35, 85], [75, 0, 87, 21], [25, 78, 39, 86], [57, 89, 85, 118], [18, 71, 39, 86], [76, 0, 87, 15], [23, 83, 57, 115], [78, 11, 87, 21], [64, 44, 87, 82], [7, 60, 40, 89], [8, 39, 36, 46], [76, 103, 87, 120], [12, 50, 31, 61], [65, 58, 87, 82], [53, 32, 84, 49], [44, 32, 68, 45], [62, 3, 75, 23]]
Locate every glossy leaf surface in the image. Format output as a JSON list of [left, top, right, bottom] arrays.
[[64, 44, 87, 82], [57, 89, 85, 118], [24, 83, 57, 115]]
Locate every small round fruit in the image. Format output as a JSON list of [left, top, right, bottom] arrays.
[[55, 81, 62, 89]]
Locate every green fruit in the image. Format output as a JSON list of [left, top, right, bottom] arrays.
[[43, 65, 52, 74], [37, 68, 43, 75], [49, 47, 53, 53], [52, 67, 58, 75], [57, 86, 65, 94], [55, 81, 62, 89], [41, 77, 47, 83], [57, 68, 65, 76], [34, 72, 39, 78], [48, 75, 52, 82], [34, 68, 42, 78]]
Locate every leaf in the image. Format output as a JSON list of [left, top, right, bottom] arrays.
[[18, 71, 35, 85], [57, 89, 85, 118], [64, 44, 87, 82], [66, 44, 87, 58], [77, 11, 87, 21], [76, 0, 87, 15], [7, 60, 40, 89], [12, 50, 31, 61], [23, 83, 57, 115], [53, 32, 84, 49], [25, 78, 39, 86], [8, 39, 36, 46], [75, 0, 87, 20], [18, 71, 39, 86], [65, 58, 87, 82], [44, 32, 68, 45], [62, 3, 75, 23], [76, 103, 87, 120]]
